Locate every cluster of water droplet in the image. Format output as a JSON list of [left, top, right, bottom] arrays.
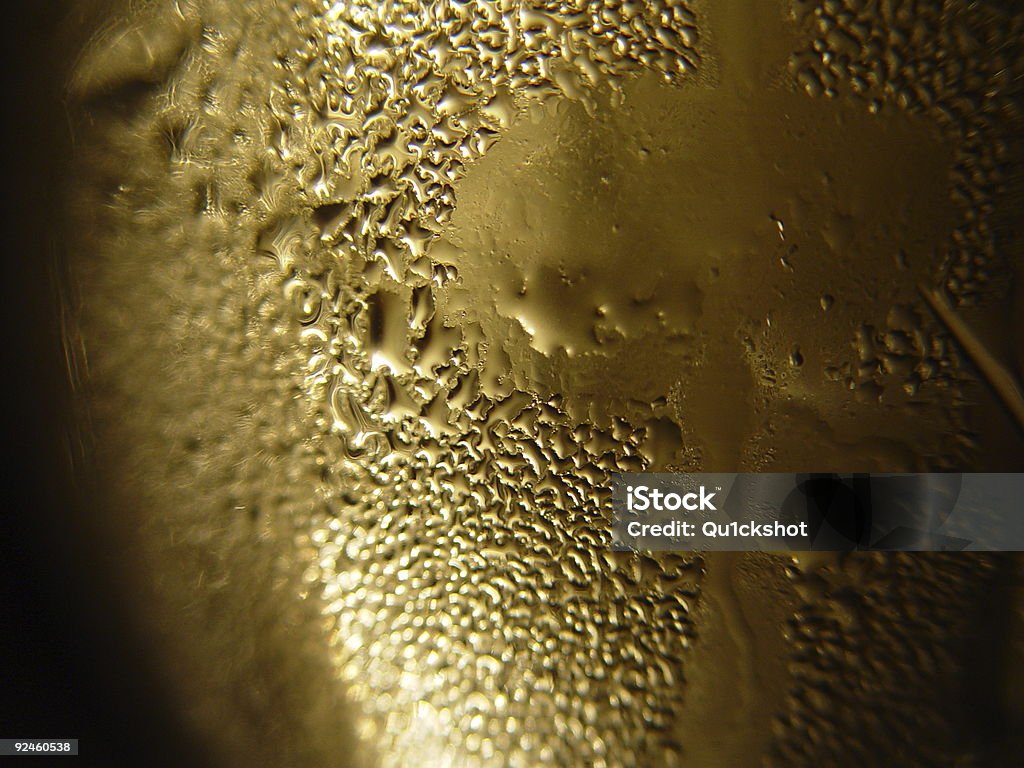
[[769, 552, 998, 766], [789, 0, 1023, 304], [268, 0, 710, 762], [70, 0, 710, 760]]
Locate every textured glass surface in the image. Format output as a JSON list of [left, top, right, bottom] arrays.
[[61, 0, 1024, 765]]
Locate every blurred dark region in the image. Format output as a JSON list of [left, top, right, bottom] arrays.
[[1, 5, 210, 767]]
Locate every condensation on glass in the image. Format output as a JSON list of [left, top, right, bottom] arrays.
[[62, 0, 1024, 765]]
